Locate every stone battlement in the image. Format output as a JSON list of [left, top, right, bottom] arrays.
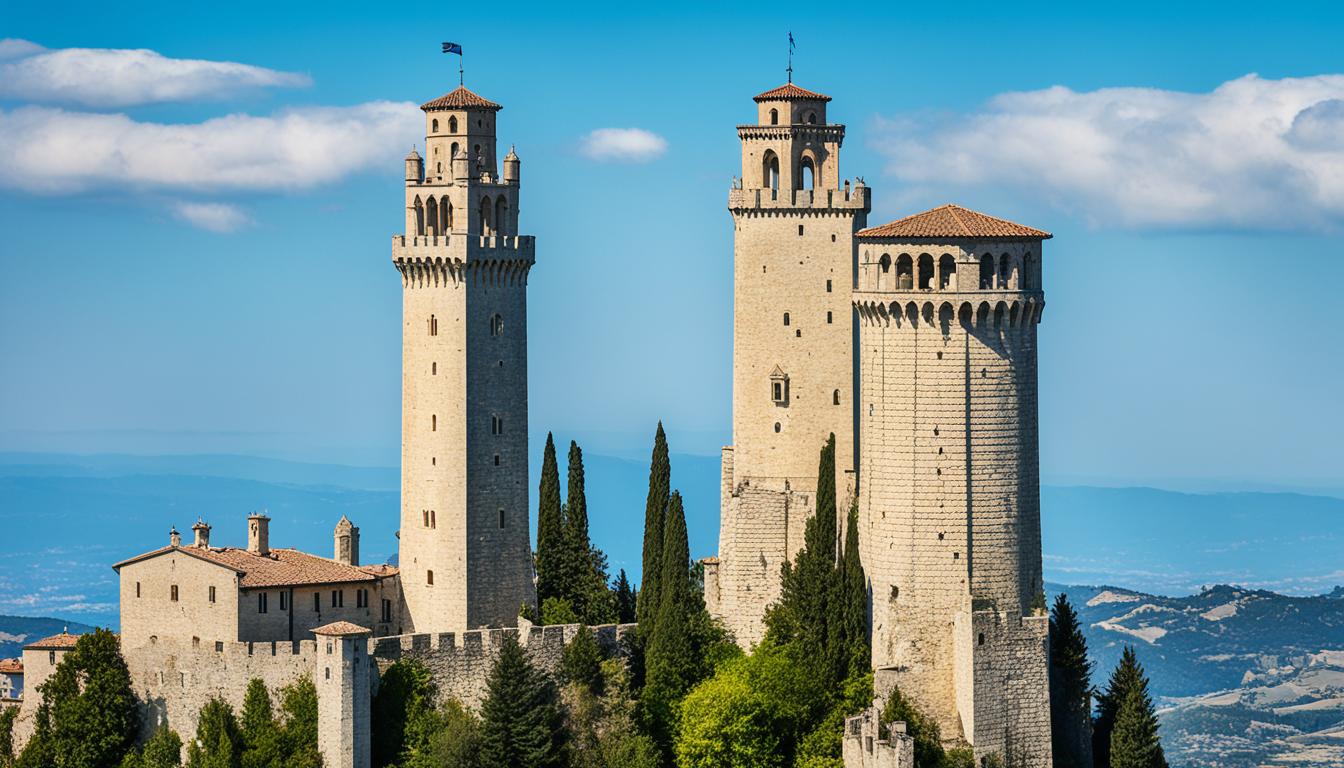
[[727, 185, 870, 212], [391, 233, 536, 258]]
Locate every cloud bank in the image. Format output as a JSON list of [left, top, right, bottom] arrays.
[[173, 202, 251, 233], [0, 102, 420, 194], [873, 73, 1344, 230], [0, 39, 311, 108], [580, 127, 668, 162]]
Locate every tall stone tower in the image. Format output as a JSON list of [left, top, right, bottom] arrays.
[[393, 84, 535, 633], [854, 205, 1053, 765], [705, 83, 871, 648]]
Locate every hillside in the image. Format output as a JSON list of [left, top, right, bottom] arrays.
[[0, 615, 96, 659]]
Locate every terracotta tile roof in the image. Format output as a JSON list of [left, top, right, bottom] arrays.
[[858, 204, 1051, 240], [421, 86, 502, 111], [0, 658, 22, 674], [25, 632, 80, 650], [754, 83, 831, 103], [312, 621, 372, 636], [113, 545, 398, 590]]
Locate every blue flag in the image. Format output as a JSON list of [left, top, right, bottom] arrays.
[[442, 42, 462, 55]]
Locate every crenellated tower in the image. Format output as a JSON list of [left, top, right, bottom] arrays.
[[705, 83, 871, 648], [853, 205, 1053, 766], [393, 84, 535, 634]]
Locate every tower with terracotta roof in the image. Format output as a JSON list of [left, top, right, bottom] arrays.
[[853, 203, 1054, 765], [706, 82, 870, 648], [393, 83, 536, 633]]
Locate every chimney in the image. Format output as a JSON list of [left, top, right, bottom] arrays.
[[192, 519, 211, 548], [169, 526, 181, 547], [247, 513, 271, 556], [334, 516, 359, 566]]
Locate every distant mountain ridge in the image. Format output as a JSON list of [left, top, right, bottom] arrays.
[[0, 615, 96, 659]]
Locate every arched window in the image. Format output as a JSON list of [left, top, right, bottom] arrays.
[[833, 389, 840, 405], [449, 116, 458, 133], [495, 197, 508, 236], [413, 197, 425, 236], [939, 254, 956, 290], [425, 197, 439, 236], [431, 119, 439, 133], [480, 196, 493, 236], [806, 111, 817, 125], [762, 151, 780, 190], [799, 156, 816, 190], [878, 254, 892, 290], [980, 254, 995, 290], [998, 254, 1011, 289], [490, 313, 504, 336], [783, 312, 791, 326], [770, 108, 779, 125], [918, 254, 934, 290], [442, 201, 453, 233], [897, 255, 914, 290]]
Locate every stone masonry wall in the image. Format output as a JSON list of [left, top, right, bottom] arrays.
[[964, 612, 1052, 768]]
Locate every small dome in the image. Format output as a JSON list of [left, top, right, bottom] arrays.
[[405, 147, 421, 161], [504, 145, 519, 162]]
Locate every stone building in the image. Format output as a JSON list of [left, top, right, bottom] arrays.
[[0, 657, 21, 703], [112, 514, 401, 650], [11, 631, 78, 745], [394, 85, 536, 634], [705, 85, 1054, 765]]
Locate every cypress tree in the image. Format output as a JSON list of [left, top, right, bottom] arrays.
[[839, 501, 869, 676], [1094, 646, 1149, 768], [1110, 676, 1167, 768], [239, 679, 280, 768], [766, 434, 842, 683], [614, 569, 637, 623], [643, 491, 698, 756], [566, 440, 589, 547], [478, 635, 566, 768], [1049, 593, 1094, 768], [276, 676, 320, 768], [637, 422, 671, 627], [562, 441, 615, 624], [535, 433, 565, 608], [26, 628, 139, 768], [186, 698, 242, 768]]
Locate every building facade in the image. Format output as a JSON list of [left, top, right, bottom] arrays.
[[711, 83, 871, 647], [394, 86, 536, 634]]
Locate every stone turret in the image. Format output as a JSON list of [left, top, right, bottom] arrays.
[[313, 621, 372, 768], [503, 145, 520, 184], [334, 516, 359, 566], [169, 526, 181, 547], [247, 513, 270, 556], [192, 519, 211, 548], [404, 148, 423, 183]]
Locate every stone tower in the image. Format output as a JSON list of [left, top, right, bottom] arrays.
[[706, 83, 871, 647], [853, 205, 1053, 765], [393, 84, 536, 633]]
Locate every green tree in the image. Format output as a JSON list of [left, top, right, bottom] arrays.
[[1107, 651, 1167, 768], [238, 680, 282, 768], [120, 727, 183, 768], [565, 441, 617, 625], [276, 677, 320, 768], [613, 569, 637, 624], [186, 698, 242, 768], [879, 685, 944, 768], [0, 706, 16, 767], [478, 635, 565, 768], [637, 422, 671, 627], [540, 597, 579, 626], [372, 660, 435, 767], [1049, 594, 1094, 768], [643, 490, 703, 755], [1094, 646, 1144, 768], [403, 700, 481, 768], [23, 628, 139, 768], [559, 626, 607, 695], [536, 433, 566, 608], [838, 501, 869, 676]]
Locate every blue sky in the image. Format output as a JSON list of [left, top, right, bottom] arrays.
[[2, 0, 1343, 492]]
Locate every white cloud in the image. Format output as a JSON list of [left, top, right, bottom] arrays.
[[0, 101, 420, 194], [580, 127, 667, 162], [173, 202, 251, 233], [872, 73, 1344, 230], [0, 39, 310, 108]]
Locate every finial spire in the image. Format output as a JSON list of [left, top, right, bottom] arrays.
[[787, 31, 795, 83]]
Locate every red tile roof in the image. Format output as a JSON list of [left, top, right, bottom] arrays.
[[859, 204, 1051, 240], [0, 658, 22, 674], [312, 621, 372, 636], [754, 83, 831, 103], [113, 545, 398, 589], [421, 86, 502, 111], [25, 632, 80, 651]]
